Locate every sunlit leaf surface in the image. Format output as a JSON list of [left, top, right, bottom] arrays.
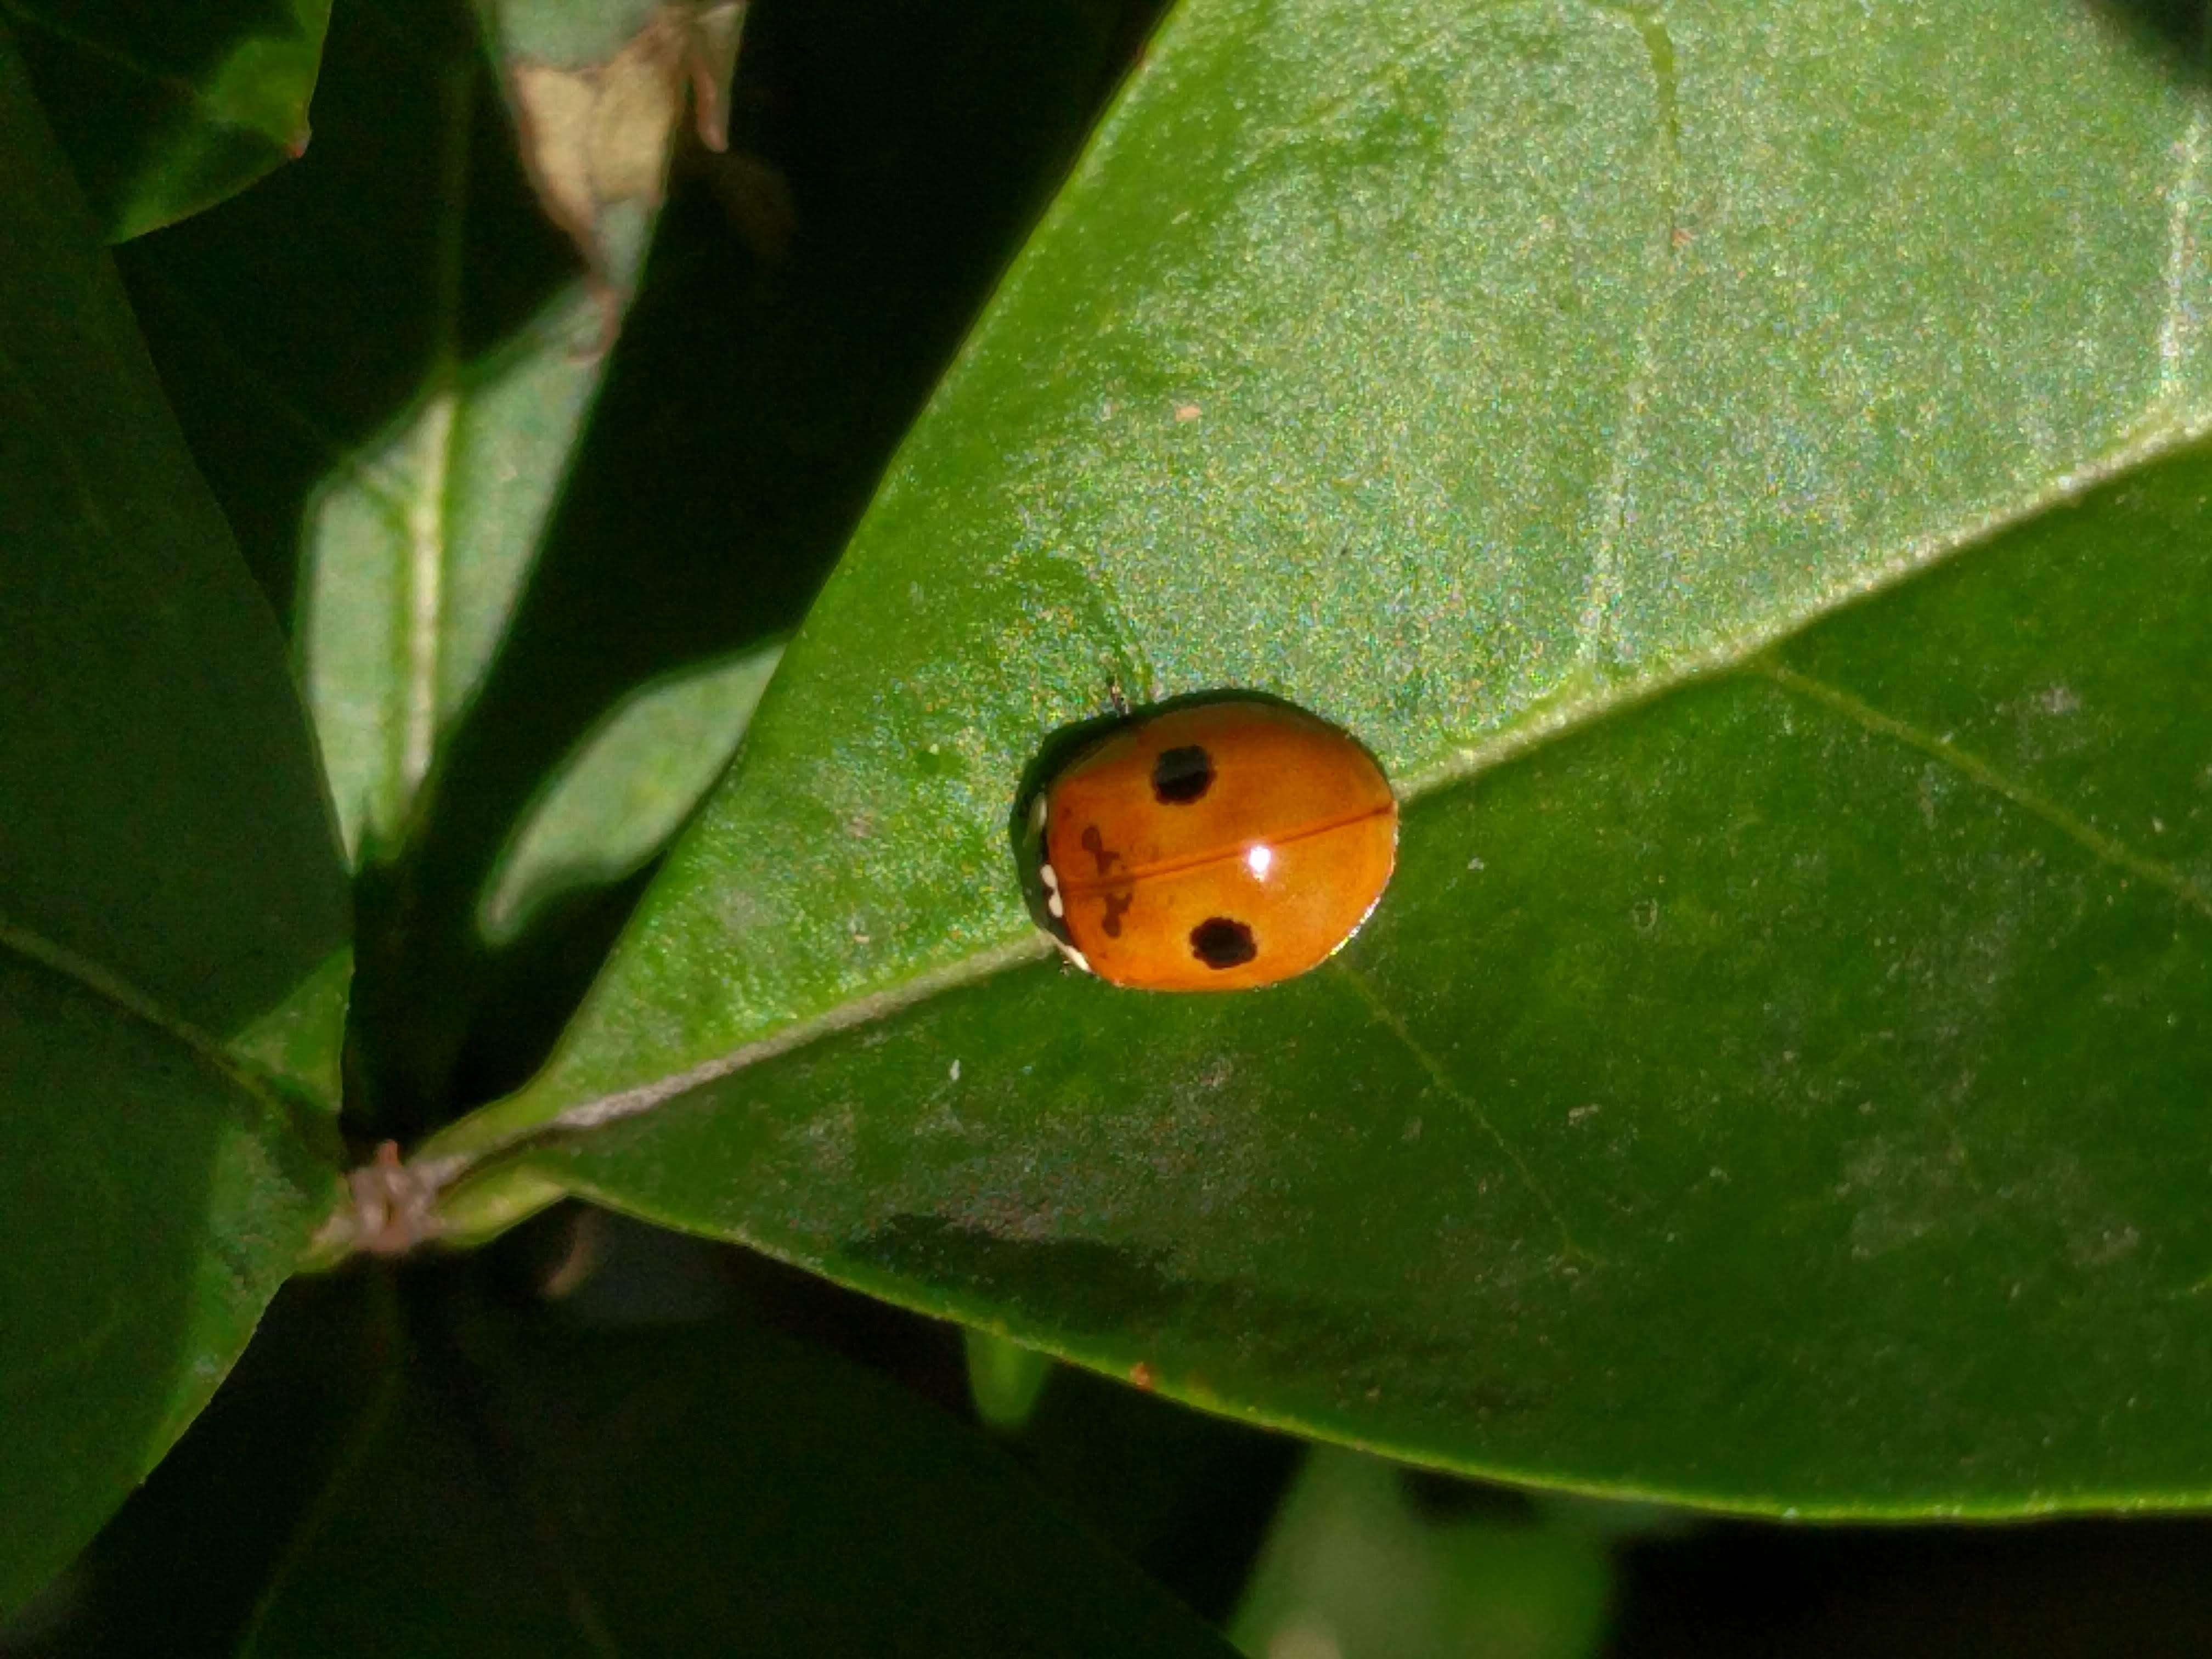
[[427, 0, 2212, 1509]]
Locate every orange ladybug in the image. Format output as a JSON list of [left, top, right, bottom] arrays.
[[1026, 698, 1397, 991]]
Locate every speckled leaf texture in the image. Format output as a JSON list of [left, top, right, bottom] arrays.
[[0, 24, 349, 1615], [439, 0, 2212, 1512]]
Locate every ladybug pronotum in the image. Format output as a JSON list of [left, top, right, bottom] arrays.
[[1026, 698, 1397, 991]]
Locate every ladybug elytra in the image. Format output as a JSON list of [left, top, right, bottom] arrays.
[[1026, 698, 1397, 991]]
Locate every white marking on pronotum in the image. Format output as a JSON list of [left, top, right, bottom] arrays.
[[1041, 861, 1064, 917], [1028, 794, 1049, 833], [1048, 937, 1092, 974]]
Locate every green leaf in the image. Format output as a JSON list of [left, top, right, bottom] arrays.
[[517, 443, 2212, 1515], [1228, 1451, 1613, 1659], [301, 0, 766, 870], [301, 286, 613, 867], [478, 642, 783, 946], [427, 0, 2212, 1511], [0, 1274, 402, 1658], [122, 0, 1141, 1127], [286, 0, 691, 873], [240, 1291, 1242, 1657], [440, 0, 2212, 1130], [0, 23, 348, 1616], [6, 0, 329, 240], [107, 0, 680, 873], [112, 0, 581, 626]]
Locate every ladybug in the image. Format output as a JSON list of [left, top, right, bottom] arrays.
[[1025, 698, 1397, 991]]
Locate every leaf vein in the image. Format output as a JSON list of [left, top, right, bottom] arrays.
[[400, 386, 456, 798], [409, 934, 1056, 1185], [2157, 101, 2208, 408], [1330, 959, 1590, 1263], [1572, 0, 1683, 671], [0, 913, 306, 1131], [1396, 409, 2212, 803], [1753, 661, 2212, 923]]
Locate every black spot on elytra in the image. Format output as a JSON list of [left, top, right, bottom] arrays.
[[1152, 744, 1215, 804], [1189, 916, 1257, 969], [1099, 889, 1133, 938], [1080, 824, 1122, 877]]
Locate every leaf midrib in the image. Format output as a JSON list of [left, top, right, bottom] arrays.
[[413, 408, 2212, 1198], [0, 913, 321, 1156]]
